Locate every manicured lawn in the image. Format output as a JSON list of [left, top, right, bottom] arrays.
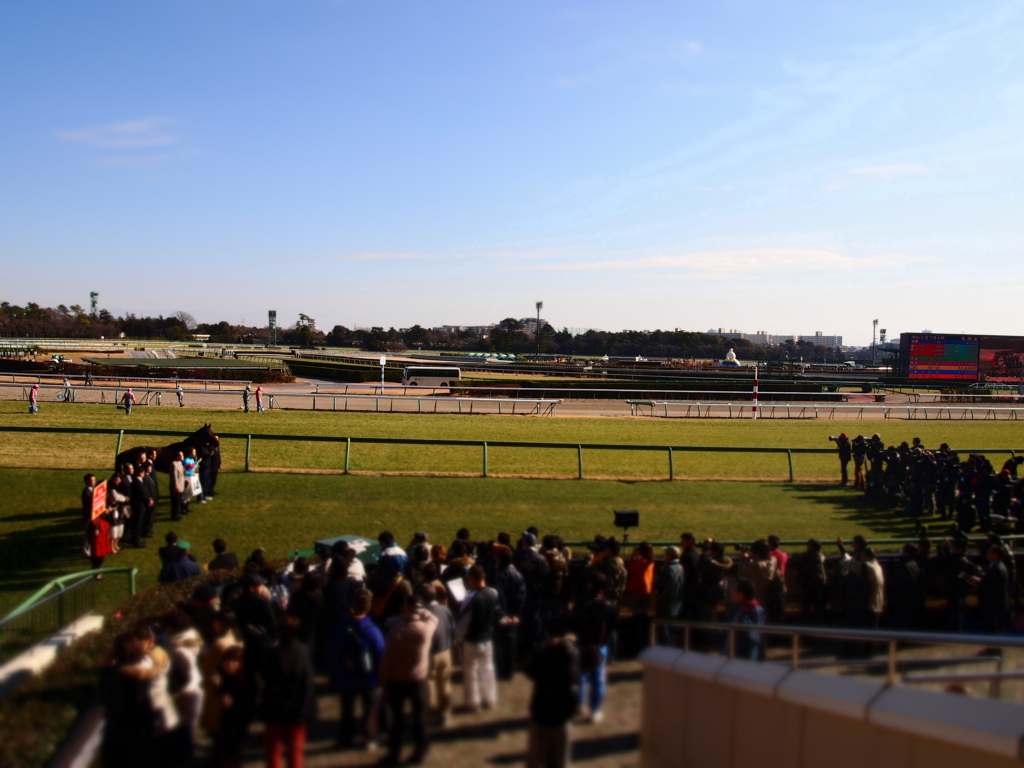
[[2, 401, 1019, 615], [0, 400, 1020, 481], [0, 466, 928, 616]]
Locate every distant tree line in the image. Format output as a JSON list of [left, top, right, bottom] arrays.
[[0, 300, 858, 361]]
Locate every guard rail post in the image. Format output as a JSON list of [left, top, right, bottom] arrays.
[[482, 442, 489, 478], [245, 435, 252, 472], [787, 449, 794, 481], [344, 438, 351, 474], [577, 445, 583, 479], [114, 430, 124, 468], [129, 567, 137, 596], [668, 447, 674, 481]]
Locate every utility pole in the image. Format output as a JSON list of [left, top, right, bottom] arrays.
[[536, 301, 543, 357]]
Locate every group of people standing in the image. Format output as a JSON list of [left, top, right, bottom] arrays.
[[82, 442, 221, 573], [831, 433, 1024, 531], [101, 527, 600, 768]]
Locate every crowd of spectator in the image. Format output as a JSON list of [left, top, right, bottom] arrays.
[[94, 514, 1022, 768], [832, 433, 1024, 531]]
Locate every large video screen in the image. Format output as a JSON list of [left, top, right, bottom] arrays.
[[979, 336, 1024, 384], [902, 333, 1024, 383], [904, 334, 979, 380]]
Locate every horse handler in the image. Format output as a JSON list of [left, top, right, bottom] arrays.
[[29, 383, 39, 413], [243, 385, 251, 413], [121, 388, 136, 415]]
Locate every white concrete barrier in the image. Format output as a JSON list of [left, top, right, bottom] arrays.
[[0, 613, 103, 701], [640, 648, 1024, 768]]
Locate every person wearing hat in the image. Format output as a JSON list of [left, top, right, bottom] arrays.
[[829, 433, 853, 486], [242, 385, 251, 413], [121, 387, 136, 415], [159, 540, 202, 584], [29, 383, 39, 413]]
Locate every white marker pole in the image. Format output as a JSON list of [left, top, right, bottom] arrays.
[[380, 355, 386, 393], [752, 363, 759, 420]]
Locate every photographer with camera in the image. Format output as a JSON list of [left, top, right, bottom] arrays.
[[829, 433, 853, 486]]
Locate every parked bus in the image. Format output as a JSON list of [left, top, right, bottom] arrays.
[[402, 366, 462, 387]]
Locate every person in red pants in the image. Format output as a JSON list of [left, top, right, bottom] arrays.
[[261, 615, 316, 768]]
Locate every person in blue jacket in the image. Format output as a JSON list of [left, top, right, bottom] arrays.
[[722, 578, 766, 661], [327, 587, 386, 749]]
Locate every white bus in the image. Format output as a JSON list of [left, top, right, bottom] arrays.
[[402, 366, 462, 387]]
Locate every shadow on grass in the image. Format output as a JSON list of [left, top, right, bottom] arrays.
[[780, 483, 923, 539], [0, 507, 84, 580]]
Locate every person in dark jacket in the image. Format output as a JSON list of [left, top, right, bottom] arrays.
[[159, 542, 202, 584], [722, 579, 766, 661], [830, 433, 853, 486], [525, 617, 581, 768], [679, 533, 702, 621], [888, 544, 926, 630], [209, 538, 240, 571], [233, 574, 278, 681], [102, 633, 158, 768], [327, 588, 386, 748], [458, 565, 501, 711], [797, 539, 827, 624], [654, 547, 684, 645], [261, 615, 316, 768], [939, 538, 980, 632], [287, 573, 324, 647], [127, 463, 147, 547], [972, 546, 1011, 633], [570, 574, 615, 723], [141, 464, 159, 538], [493, 545, 526, 679], [515, 532, 550, 651], [159, 531, 181, 566]]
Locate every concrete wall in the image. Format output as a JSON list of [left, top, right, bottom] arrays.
[[640, 647, 1024, 768]]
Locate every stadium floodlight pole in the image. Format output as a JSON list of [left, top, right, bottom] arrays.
[[536, 301, 543, 357], [872, 319, 878, 365]]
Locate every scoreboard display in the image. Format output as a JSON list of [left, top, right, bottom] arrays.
[[904, 334, 979, 380]]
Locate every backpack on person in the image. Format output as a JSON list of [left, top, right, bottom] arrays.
[[338, 623, 373, 675]]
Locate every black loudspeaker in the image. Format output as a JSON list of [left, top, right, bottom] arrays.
[[614, 509, 639, 530]]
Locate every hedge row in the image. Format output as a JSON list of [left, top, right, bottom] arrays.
[[0, 573, 236, 768]]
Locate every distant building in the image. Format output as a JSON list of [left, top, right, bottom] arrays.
[[517, 317, 548, 337], [431, 325, 494, 337], [704, 328, 842, 348], [801, 331, 843, 348]]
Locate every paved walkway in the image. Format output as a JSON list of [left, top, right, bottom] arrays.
[[231, 661, 642, 767]]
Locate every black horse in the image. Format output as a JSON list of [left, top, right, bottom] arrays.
[[116, 423, 219, 473]]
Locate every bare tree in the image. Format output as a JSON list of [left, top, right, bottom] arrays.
[[173, 311, 197, 331]]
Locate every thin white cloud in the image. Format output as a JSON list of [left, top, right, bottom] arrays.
[[270, 248, 565, 265], [56, 118, 177, 148], [850, 163, 929, 179], [95, 154, 172, 169], [503, 248, 929, 278]]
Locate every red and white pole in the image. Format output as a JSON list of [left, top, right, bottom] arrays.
[[752, 364, 759, 420]]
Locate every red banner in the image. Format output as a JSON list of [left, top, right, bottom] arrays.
[[92, 480, 107, 521]]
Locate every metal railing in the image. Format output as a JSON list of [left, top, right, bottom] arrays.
[[650, 618, 1024, 697], [0, 425, 1019, 480], [1, 372, 253, 389], [627, 400, 1024, 420], [0, 568, 137, 664]]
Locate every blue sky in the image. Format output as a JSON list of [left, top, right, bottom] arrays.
[[2, 0, 1023, 345]]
